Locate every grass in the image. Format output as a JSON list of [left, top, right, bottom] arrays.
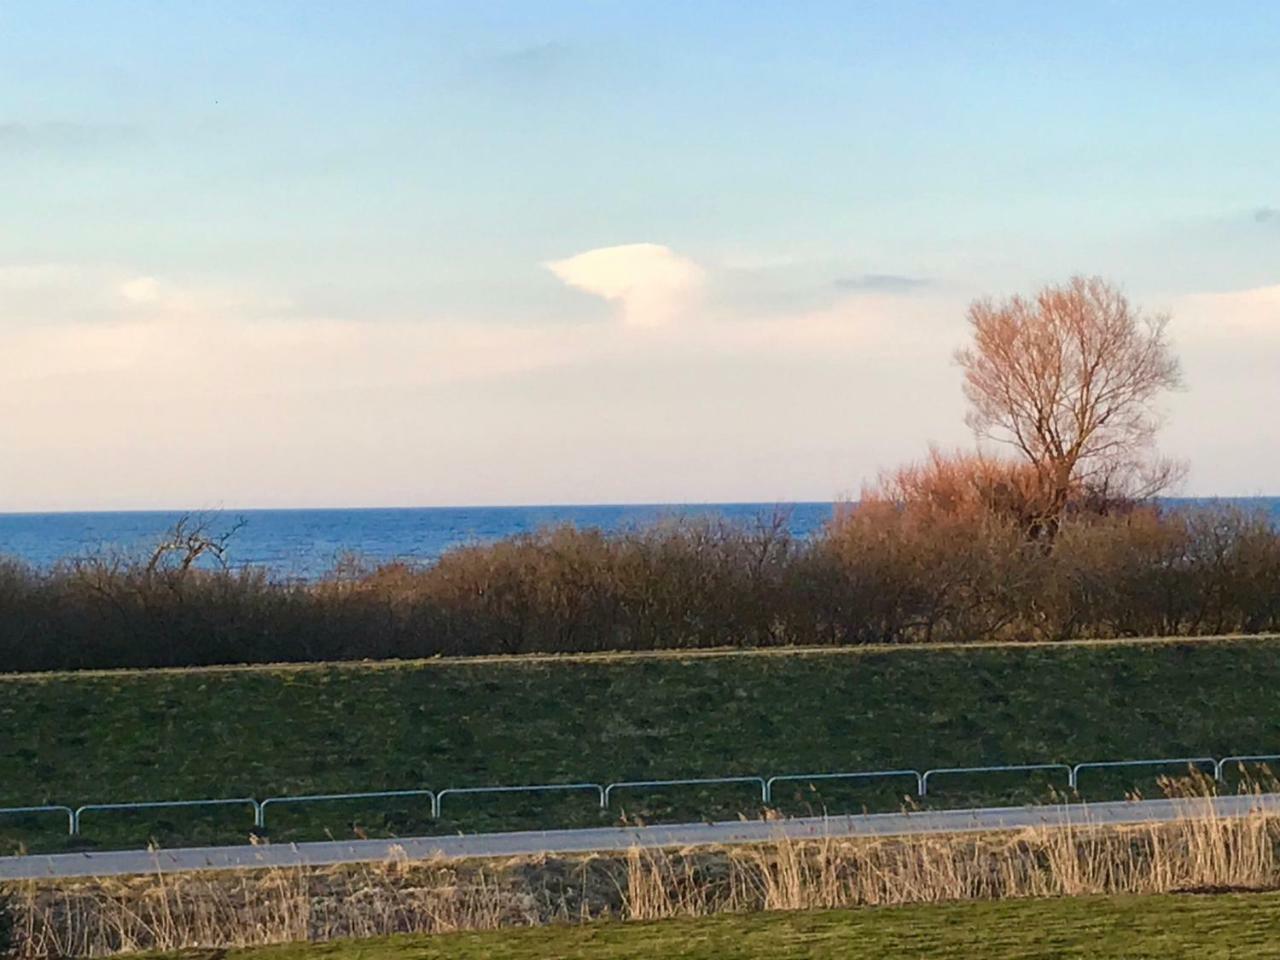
[[148, 893, 1280, 959], [6, 635, 1280, 852], [11, 804, 1280, 955]]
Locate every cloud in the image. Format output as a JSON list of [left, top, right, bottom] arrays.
[[29, 258, 1251, 508], [1175, 283, 1280, 340], [1255, 207, 1280, 225], [546, 243, 705, 327], [488, 41, 570, 79], [118, 276, 163, 304], [0, 122, 137, 153], [0, 267, 607, 389], [835, 273, 932, 292], [0, 263, 77, 290], [1, 259, 1276, 509]]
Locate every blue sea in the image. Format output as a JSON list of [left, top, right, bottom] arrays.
[[0, 503, 835, 579], [0, 499, 1274, 580]]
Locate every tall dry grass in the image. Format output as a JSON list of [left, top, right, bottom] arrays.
[[9, 853, 585, 958], [9, 791, 1280, 957], [623, 793, 1279, 921]]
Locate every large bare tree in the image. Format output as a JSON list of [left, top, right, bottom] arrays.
[[955, 276, 1182, 531]]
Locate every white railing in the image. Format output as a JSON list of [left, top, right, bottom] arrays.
[[2, 752, 1271, 839]]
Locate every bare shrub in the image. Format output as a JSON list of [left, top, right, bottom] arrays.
[[0, 504, 1275, 672], [793, 504, 1034, 644]]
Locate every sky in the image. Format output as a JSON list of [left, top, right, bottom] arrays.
[[0, 1, 1277, 510]]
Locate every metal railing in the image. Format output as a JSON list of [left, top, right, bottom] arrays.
[[1217, 754, 1280, 782], [1070, 757, 1217, 791], [0, 805, 75, 836], [258, 790, 436, 830], [604, 776, 768, 807], [3, 751, 1272, 840], [72, 798, 261, 836], [434, 783, 604, 818], [765, 769, 922, 803], [920, 763, 1072, 797]]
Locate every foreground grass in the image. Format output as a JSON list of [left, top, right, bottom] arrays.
[[167, 893, 1280, 960], [5, 636, 1280, 852]]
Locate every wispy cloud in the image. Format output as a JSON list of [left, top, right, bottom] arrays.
[[492, 41, 569, 74], [1175, 283, 1280, 340], [0, 121, 137, 153], [834, 273, 932, 292], [1255, 207, 1280, 225], [477, 41, 573, 87]]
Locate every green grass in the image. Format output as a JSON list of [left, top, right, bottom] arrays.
[[5, 636, 1280, 852], [159, 892, 1280, 959]]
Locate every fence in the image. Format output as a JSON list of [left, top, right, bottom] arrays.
[[1, 750, 1272, 840]]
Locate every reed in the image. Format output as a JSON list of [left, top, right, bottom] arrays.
[[9, 785, 1280, 957]]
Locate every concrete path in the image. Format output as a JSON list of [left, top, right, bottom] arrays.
[[4, 793, 1276, 880]]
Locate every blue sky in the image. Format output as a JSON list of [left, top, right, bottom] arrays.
[[0, 2, 1277, 508]]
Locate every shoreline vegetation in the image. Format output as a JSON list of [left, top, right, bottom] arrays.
[[7, 792, 1280, 957], [0, 500, 1276, 673]]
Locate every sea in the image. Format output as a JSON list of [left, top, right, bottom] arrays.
[[0, 498, 1275, 580]]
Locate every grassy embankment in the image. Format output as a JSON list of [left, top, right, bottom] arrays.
[[4, 635, 1280, 853], [146, 893, 1280, 960]]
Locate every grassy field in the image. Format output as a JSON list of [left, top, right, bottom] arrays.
[[153, 893, 1280, 959], [4, 636, 1280, 852]]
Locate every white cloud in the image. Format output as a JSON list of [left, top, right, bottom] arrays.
[[1156, 282, 1280, 494], [545, 243, 705, 327], [1174, 283, 1280, 340], [2, 258, 1274, 509], [117, 276, 163, 304], [0, 258, 967, 508], [0, 263, 77, 291], [0, 281, 602, 391]]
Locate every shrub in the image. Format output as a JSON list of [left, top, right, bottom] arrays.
[[0, 505, 1274, 672]]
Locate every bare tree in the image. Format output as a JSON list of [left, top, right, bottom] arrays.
[[955, 276, 1182, 534], [145, 512, 247, 582]]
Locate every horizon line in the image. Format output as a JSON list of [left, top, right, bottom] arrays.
[[0, 494, 1275, 519]]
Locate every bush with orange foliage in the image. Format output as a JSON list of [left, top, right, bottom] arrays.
[[857, 448, 1053, 530], [856, 447, 1148, 541]]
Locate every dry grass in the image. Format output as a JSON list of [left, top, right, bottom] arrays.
[[7, 630, 1279, 684], [623, 790, 1279, 921], [9, 783, 1280, 957], [9, 854, 585, 957]]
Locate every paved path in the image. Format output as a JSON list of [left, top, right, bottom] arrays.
[[4, 793, 1277, 880]]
